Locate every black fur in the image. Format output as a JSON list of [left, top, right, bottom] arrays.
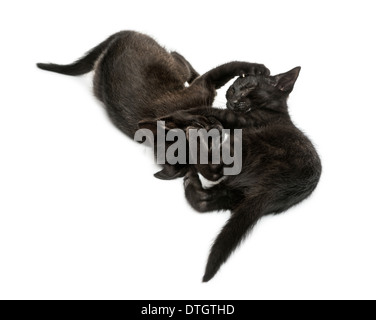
[[38, 31, 268, 135], [156, 68, 322, 282], [37, 31, 277, 281], [37, 31, 269, 179]]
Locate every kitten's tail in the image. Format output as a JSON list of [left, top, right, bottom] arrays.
[[203, 197, 266, 282], [37, 34, 118, 76]]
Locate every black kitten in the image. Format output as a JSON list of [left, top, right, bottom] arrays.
[[37, 31, 269, 179], [157, 67, 322, 282]]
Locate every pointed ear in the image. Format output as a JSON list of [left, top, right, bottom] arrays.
[[273, 67, 301, 93]]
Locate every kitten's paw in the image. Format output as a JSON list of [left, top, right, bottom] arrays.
[[154, 165, 188, 180], [197, 164, 224, 182], [138, 118, 178, 136], [241, 64, 270, 77], [184, 174, 213, 212], [184, 116, 223, 137], [184, 170, 201, 188], [158, 112, 212, 132]]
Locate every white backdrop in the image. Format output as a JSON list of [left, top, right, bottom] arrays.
[[1, 0, 375, 300]]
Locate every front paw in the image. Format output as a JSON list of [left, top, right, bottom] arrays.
[[196, 163, 224, 182], [138, 116, 180, 135], [154, 165, 188, 180], [241, 63, 270, 77], [159, 111, 213, 132], [185, 116, 223, 136]]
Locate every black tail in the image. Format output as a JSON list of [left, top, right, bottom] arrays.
[[37, 34, 118, 76], [203, 198, 265, 282]]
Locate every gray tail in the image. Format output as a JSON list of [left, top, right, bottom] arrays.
[[37, 34, 117, 76], [203, 197, 265, 282]]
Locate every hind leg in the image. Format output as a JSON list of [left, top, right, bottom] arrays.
[[184, 170, 235, 213], [171, 51, 200, 84]]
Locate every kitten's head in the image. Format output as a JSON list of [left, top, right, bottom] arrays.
[[226, 67, 301, 113]]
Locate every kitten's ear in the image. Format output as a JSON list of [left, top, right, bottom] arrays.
[[272, 67, 301, 93]]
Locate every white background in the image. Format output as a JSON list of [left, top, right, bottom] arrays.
[[1, 0, 375, 300]]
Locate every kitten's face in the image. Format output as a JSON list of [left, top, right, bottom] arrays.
[[226, 75, 275, 112], [226, 67, 301, 113]]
